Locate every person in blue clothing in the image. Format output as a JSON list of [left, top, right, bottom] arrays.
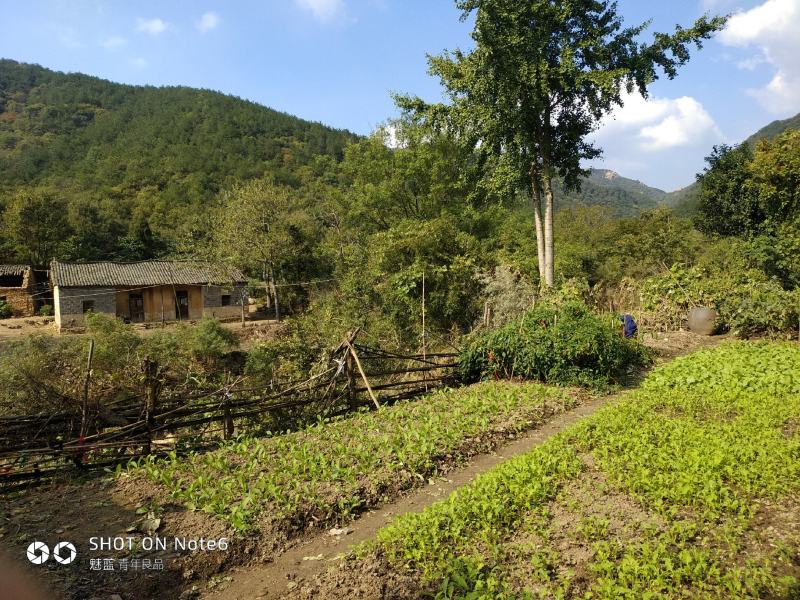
[[620, 314, 638, 338]]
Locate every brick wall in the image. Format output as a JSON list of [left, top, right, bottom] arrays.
[[202, 285, 248, 320], [0, 268, 36, 317], [54, 286, 116, 329]]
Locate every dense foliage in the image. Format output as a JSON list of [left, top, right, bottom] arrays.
[[640, 263, 800, 336], [0, 59, 357, 264], [354, 342, 800, 598], [459, 303, 650, 386], [696, 130, 800, 244]]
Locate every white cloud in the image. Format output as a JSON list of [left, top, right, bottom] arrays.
[[295, 0, 345, 22], [196, 11, 219, 33], [718, 0, 800, 113], [137, 17, 169, 35], [100, 35, 127, 49], [595, 90, 722, 152], [130, 57, 148, 69], [588, 90, 723, 190]]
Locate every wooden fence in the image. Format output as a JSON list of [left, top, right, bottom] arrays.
[[0, 330, 458, 486]]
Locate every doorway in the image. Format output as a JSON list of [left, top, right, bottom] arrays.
[[128, 293, 144, 322], [175, 290, 189, 320]]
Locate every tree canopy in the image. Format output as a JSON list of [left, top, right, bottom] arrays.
[[396, 0, 726, 286]]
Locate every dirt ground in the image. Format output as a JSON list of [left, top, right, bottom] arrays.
[[0, 331, 725, 600]]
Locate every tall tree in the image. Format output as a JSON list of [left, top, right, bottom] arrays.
[[695, 143, 760, 236], [2, 189, 71, 267], [396, 0, 725, 287]]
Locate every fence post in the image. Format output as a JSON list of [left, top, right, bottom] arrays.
[[142, 358, 160, 455], [223, 374, 234, 440], [80, 338, 95, 437]]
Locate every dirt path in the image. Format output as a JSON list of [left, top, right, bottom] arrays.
[[204, 331, 724, 600], [204, 393, 621, 600]]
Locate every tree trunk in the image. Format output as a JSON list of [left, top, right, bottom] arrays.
[[541, 171, 555, 288], [269, 264, 281, 321], [530, 165, 546, 285], [262, 262, 272, 311], [539, 102, 556, 288]]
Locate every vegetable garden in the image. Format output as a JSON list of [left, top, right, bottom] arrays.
[[297, 342, 800, 599], [128, 382, 587, 538]]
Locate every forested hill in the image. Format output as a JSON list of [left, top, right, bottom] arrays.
[[556, 168, 666, 217], [0, 60, 356, 188], [746, 111, 800, 145], [0, 59, 358, 256]]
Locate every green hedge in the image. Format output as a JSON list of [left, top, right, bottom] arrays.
[[459, 303, 650, 387]]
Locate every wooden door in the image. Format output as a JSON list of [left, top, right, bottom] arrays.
[[175, 290, 189, 320], [129, 293, 144, 322]]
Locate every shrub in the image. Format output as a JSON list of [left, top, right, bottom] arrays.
[[173, 318, 239, 367], [458, 302, 650, 387], [0, 300, 11, 319], [37, 304, 54, 316], [640, 264, 799, 337]]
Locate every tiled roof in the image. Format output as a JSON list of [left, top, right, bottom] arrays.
[[51, 260, 246, 288], [0, 265, 30, 276]]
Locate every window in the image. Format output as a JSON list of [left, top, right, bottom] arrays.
[[82, 300, 95, 313], [221, 294, 232, 307], [0, 274, 23, 287]]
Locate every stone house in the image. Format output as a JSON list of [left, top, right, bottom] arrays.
[[51, 260, 248, 330], [0, 264, 39, 317]]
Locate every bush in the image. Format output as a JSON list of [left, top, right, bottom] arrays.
[[173, 318, 239, 367], [641, 264, 799, 337], [0, 300, 11, 319], [459, 302, 650, 387], [37, 304, 54, 316]]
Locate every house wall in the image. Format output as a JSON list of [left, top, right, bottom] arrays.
[[54, 283, 248, 329], [202, 285, 248, 320], [54, 286, 116, 329], [114, 285, 204, 322], [0, 269, 36, 317]]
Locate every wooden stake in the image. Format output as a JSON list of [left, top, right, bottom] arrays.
[[422, 270, 427, 392], [81, 338, 94, 437], [345, 341, 380, 410], [240, 287, 246, 328]]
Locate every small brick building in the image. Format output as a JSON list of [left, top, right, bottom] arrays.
[[0, 264, 39, 317], [51, 260, 248, 330]]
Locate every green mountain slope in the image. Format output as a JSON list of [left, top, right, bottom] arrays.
[[555, 168, 666, 217], [0, 59, 357, 254], [745, 112, 800, 145]]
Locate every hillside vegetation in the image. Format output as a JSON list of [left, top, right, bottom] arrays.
[[669, 109, 800, 216], [0, 60, 798, 357], [0, 59, 357, 259]]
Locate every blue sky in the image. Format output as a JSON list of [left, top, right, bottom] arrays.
[[1, 0, 798, 191]]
